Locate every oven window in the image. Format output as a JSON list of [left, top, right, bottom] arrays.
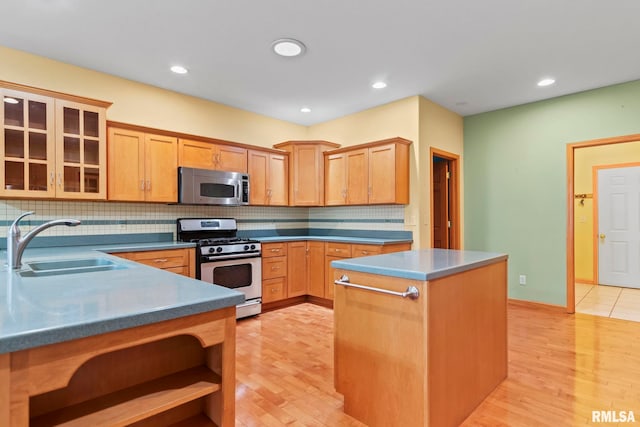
[[200, 183, 234, 198], [213, 263, 252, 289]]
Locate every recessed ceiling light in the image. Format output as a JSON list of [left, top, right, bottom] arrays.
[[170, 65, 188, 74], [537, 78, 555, 87], [3, 97, 19, 104], [272, 39, 306, 57], [372, 81, 387, 89], [300, 107, 311, 113]]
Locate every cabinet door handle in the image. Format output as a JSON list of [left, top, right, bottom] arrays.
[[140, 180, 145, 191], [335, 275, 420, 300], [50, 172, 55, 187], [57, 172, 62, 188], [146, 180, 151, 191]]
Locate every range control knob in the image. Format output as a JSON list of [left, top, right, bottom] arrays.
[[244, 245, 250, 251], [216, 247, 223, 253], [250, 244, 256, 250], [208, 247, 215, 254]]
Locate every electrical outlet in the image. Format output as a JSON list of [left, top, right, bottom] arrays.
[[519, 275, 526, 286]]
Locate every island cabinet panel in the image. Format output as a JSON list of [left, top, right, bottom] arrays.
[[178, 138, 247, 173], [333, 259, 508, 427], [273, 140, 340, 206], [247, 149, 288, 206], [5, 307, 236, 427], [108, 127, 177, 202], [113, 248, 195, 278]]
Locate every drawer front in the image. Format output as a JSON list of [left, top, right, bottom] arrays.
[[262, 256, 287, 280], [115, 249, 189, 269], [325, 242, 352, 257], [131, 255, 186, 269], [352, 244, 382, 257], [262, 242, 288, 258], [263, 277, 286, 303]]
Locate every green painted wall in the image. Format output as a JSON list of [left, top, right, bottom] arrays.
[[464, 80, 640, 305]]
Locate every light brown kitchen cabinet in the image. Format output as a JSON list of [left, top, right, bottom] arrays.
[[248, 149, 288, 205], [273, 140, 340, 206], [113, 248, 195, 278], [307, 241, 326, 298], [262, 242, 288, 303], [178, 138, 247, 173], [287, 241, 308, 297], [1, 85, 108, 199], [324, 148, 368, 205], [108, 126, 178, 202], [324, 137, 411, 206]]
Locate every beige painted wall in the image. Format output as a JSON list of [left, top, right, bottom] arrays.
[[0, 46, 307, 146], [307, 97, 423, 245], [418, 97, 464, 248], [574, 140, 640, 282]]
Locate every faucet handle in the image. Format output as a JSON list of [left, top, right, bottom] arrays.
[[9, 211, 34, 235]]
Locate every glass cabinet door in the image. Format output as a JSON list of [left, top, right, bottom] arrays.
[[1, 89, 55, 197], [55, 100, 106, 199]]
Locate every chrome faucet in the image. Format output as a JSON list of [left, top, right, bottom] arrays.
[[6, 211, 81, 269]]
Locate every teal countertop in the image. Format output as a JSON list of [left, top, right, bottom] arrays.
[[256, 235, 413, 245], [0, 242, 243, 354], [331, 248, 507, 281]]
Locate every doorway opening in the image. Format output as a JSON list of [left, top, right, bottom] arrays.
[[566, 133, 640, 313], [430, 147, 460, 249]]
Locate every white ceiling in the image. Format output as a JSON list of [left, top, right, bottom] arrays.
[[1, 0, 639, 126]]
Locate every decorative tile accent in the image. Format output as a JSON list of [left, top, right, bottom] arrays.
[[0, 200, 407, 240]]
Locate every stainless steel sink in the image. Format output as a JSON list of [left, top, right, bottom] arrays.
[[19, 258, 129, 277]]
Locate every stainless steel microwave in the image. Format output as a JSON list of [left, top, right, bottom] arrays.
[[178, 167, 249, 206]]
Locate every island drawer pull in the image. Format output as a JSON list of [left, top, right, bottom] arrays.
[[153, 258, 168, 263], [334, 275, 419, 300]]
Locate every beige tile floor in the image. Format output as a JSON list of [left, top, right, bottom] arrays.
[[575, 282, 640, 321]]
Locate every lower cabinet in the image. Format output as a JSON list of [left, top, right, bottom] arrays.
[[112, 248, 195, 278], [261, 242, 288, 304], [262, 240, 411, 305]]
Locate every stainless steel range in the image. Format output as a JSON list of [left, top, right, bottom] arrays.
[[177, 218, 261, 319]]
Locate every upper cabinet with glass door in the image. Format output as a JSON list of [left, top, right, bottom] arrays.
[[0, 83, 109, 199], [55, 100, 106, 198], [1, 89, 56, 198]]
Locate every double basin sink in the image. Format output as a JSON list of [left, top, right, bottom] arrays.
[[19, 257, 129, 277]]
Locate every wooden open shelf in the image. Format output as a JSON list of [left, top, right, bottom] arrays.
[[168, 414, 217, 427], [30, 367, 220, 427]]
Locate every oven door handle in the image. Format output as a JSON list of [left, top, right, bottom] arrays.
[[202, 253, 262, 262]]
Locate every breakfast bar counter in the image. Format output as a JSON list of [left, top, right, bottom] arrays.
[[331, 249, 508, 427]]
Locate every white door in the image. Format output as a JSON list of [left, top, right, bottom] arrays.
[[597, 166, 640, 288]]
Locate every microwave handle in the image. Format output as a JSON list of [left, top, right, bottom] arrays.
[[237, 182, 241, 202]]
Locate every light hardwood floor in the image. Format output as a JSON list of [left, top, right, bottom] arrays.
[[235, 302, 640, 426]]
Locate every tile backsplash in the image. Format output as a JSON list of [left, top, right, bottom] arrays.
[[0, 200, 406, 239]]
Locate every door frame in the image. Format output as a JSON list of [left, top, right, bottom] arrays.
[[430, 147, 460, 249], [566, 133, 640, 313], [592, 162, 640, 286]]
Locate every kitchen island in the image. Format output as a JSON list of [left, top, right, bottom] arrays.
[[0, 248, 243, 426], [331, 249, 508, 427]]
